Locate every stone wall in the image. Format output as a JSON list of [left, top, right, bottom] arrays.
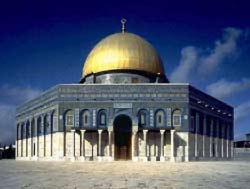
[[16, 130, 234, 162], [234, 148, 250, 161]]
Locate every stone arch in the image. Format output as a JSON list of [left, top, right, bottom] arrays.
[[113, 114, 132, 160], [21, 123, 25, 157]]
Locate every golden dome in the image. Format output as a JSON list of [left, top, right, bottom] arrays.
[[82, 32, 165, 78]]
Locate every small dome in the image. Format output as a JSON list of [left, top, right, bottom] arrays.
[[82, 32, 165, 79]]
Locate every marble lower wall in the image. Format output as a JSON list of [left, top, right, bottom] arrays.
[[16, 131, 234, 162], [187, 133, 233, 161]]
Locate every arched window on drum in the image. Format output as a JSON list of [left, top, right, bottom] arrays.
[[172, 109, 181, 127]]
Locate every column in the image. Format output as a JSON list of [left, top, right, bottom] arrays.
[[24, 124, 27, 157], [71, 129, 75, 161], [36, 118, 39, 158], [143, 130, 148, 158], [44, 116, 48, 157], [18, 126, 20, 157], [16, 125, 19, 158], [231, 125, 234, 158], [44, 120, 46, 157], [21, 125, 23, 157], [48, 114, 52, 157], [23, 123, 27, 157], [112, 131, 115, 158], [30, 119, 33, 158], [80, 130, 86, 157], [41, 115, 44, 157], [108, 131, 112, 157], [16, 124, 19, 159], [34, 117, 38, 158], [131, 131, 136, 161], [160, 130, 165, 162], [209, 120, 213, 158], [203, 114, 207, 157], [227, 125, 230, 158], [215, 119, 219, 158], [221, 125, 224, 158], [15, 140, 18, 158], [170, 129, 175, 162], [98, 130, 102, 159], [195, 112, 199, 158], [26, 122, 28, 157]]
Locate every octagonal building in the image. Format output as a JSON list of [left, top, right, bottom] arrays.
[[16, 22, 234, 162]]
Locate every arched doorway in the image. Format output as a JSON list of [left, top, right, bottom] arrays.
[[113, 115, 132, 160]]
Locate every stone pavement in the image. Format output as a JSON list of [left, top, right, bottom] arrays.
[[0, 160, 250, 189]]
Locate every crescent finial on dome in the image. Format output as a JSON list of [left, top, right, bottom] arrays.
[[121, 18, 127, 33]]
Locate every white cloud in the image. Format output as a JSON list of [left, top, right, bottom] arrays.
[[0, 85, 42, 144], [235, 101, 250, 123], [206, 78, 250, 99], [198, 27, 242, 74], [170, 27, 243, 83], [0, 84, 41, 105], [169, 46, 198, 82], [0, 104, 16, 145]]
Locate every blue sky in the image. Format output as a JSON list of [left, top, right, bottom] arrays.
[[0, 0, 250, 144]]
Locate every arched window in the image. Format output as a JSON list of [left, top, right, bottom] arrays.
[[81, 110, 90, 127], [98, 109, 107, 127], [138, 109, 148, 127], [64, 110, 74, 128], [173, 109, 181, 127], [155, 109, 165, 127]]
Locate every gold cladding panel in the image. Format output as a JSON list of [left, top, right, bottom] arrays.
[[82, 32, 164, 77]]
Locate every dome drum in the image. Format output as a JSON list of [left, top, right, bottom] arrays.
[[80, 69, 168, 84]]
